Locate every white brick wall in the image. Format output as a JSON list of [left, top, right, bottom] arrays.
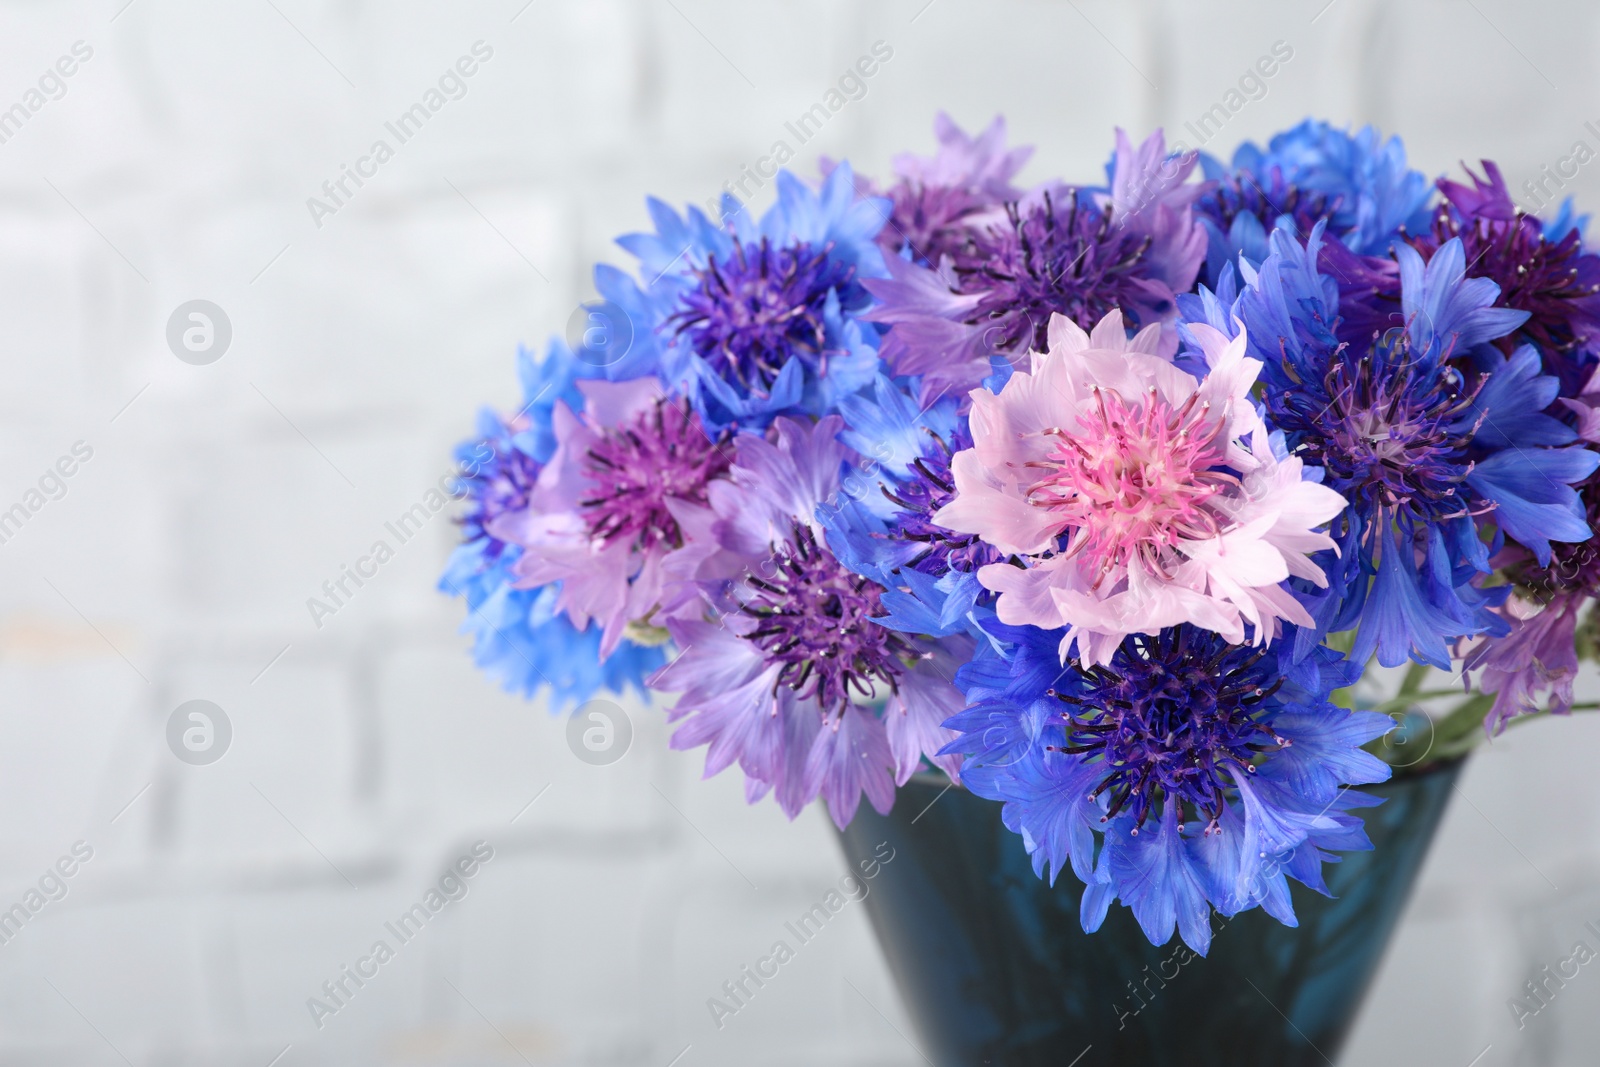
[[2, 0, 1600, 1063]]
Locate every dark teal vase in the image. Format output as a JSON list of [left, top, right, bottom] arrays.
[[837, 761, 1462, 1067]]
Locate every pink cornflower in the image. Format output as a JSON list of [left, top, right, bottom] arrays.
[[495, 378, 731, 656], [934, 309, 1347, 665]]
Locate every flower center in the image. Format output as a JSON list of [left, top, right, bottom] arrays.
[[1024, 386, 1233, 583], [1275, 335, 1482, 523], [458, 431, 541, 563], [885, 181, 990, 266], [668, 238, 858, 396], [1047, 627, 1287, 832], [955, 192, 1158, 354], [580, 399, 731, 552], [740, 524, 911, 717]]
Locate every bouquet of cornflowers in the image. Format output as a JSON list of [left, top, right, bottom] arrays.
[[442, 115, 1600, 956]]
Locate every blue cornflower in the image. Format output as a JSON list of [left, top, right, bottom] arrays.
[[439, 341, 663, 707], [818, 374, 1003, 640], [1196, 119, 1434, 285], [440, 551, 662, 707], [1206, 221, 1599, 668], [447, 346, 574, 562], [939, 618, 1070, 801], [595, 164, 890, 431], [945, 622, 1392, 954]]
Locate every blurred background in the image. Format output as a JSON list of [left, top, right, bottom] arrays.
[[1, 0, 1599, 1063]]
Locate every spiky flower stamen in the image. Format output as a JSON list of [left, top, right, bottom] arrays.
[[879, 429, 1003, 576], [669, 238, 860, 397], [1045, 627, 1288, 835], [739, 524, 911, 720], [579, 398, 730, 552], [1024, 385, 1236, 585], [1275, 331, 1487, 526], [455, 420, 541, 565], [953, 192, 1162, 355]]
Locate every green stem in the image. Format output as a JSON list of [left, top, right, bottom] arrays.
[[1397, 661, 1431, 697], [1496, 700, 1600, 732], [1369, 688, 1470, 713]]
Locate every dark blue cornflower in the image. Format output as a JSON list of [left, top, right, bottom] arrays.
[[1205, 221, 1599, 668], [943, 621, 1391, 954]]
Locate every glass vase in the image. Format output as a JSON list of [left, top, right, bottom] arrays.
[[836, 759, 1462, 1066]]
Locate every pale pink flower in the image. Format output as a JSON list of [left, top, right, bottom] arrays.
[[933, 309, 1347, 665], [493, 378, 731, 656]]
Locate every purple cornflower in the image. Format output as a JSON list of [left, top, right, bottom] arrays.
[[1504, 483, 1600, 600], [579, 396, 731, 552], [1413, 161, 1600, 398], [1467, 593, 1585, 734], [740, 522, 913, 718], [1469, 369, 1600, 731], [959, 190, 1177, 354], [877, 112, 1033, 265], [820, 113, 1032, 267], [652, 416, 967, 826], [865, 129, 1204, 406]]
